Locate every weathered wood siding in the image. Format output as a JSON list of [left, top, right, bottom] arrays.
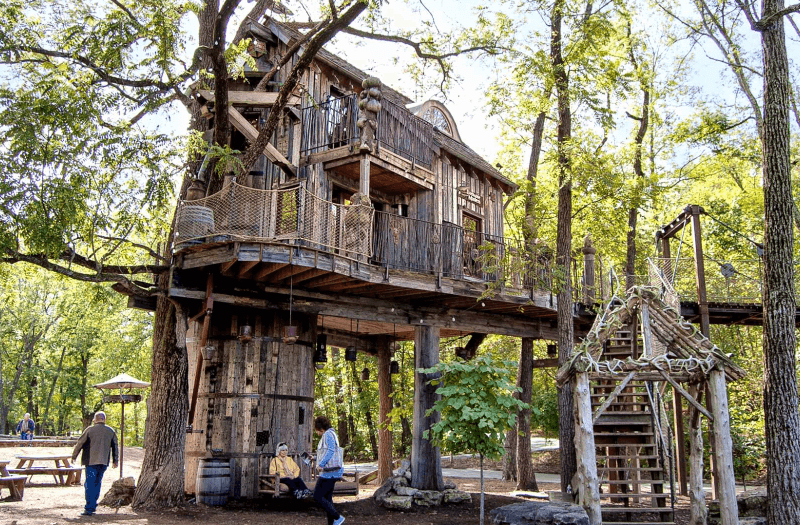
[[185, 305, 316, 499]]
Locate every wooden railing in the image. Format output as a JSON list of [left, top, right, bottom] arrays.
[[300, 94, 435, 168], [372, 211, 554, 296]]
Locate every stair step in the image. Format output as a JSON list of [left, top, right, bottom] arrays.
[[594, 432, 654, 437], [591, 393, 650, 398], [601, 523, 675, 525], [599, 467, 665, 473], [600, 492, 670, 498], [602, 507, 674, 514], [595, 417, 653, 425], [593, 411, 652, 416], [604, 479, 665, 485], [597, 454, 658, 459]]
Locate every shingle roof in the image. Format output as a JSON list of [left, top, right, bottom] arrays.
[[434, 130, 517, 193]]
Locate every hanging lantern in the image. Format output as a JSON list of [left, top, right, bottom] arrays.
[[313, 334, 327, 369], [390, 360, 400, 374], [361, 367, 370, 381], [345, 346, 357, 362], [547, 344, 557, 357], [239, 324, 252, 341]]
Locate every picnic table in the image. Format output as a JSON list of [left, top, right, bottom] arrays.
[[0, 459, 26, 500], [9, 454, 82, 486]]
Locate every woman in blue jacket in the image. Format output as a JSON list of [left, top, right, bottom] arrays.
[[313, 416, 345, 525]]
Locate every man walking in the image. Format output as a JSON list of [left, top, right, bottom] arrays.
[[72, 411, 118, 516]]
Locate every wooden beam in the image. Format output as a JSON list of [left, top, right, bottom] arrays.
[[188, 273, 213, 429], [674, 393, 688, 496], [269, 264, 316, 283], [592, 372, 635, 424], [254, 262, 289, 281], [657, 370, 713, 422], [236, 260, 260, 278], [227, 106, 296, 177], [708, 370, 739, 525], [302, 273, 352, 289], [532, 358, 559, 368], [688, 384, 707, 525], [173, 285, 559, 339], [289, 268, 327, 285], [377, 337, 393, 484], [574, 372, 601, 524], [198, 89, 300, 107], [411, 325, 443, 490]]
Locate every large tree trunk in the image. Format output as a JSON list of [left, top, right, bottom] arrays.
[[760, 1, 800, 522], [502, 425, 518, 481], [351, 360, 378, 459], [625, 64, 649, 291], [552, 0, 577, 493], [132, 299, 189, 508], [516, 338, 538, 491], [377, 338, 393, 482], [411, 325, 443, 491]]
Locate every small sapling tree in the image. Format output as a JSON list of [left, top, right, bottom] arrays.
[[421, 354, 528, 525]]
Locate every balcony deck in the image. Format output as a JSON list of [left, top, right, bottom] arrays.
[[170, 183, 564, 340]]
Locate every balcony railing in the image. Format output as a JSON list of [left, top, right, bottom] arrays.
[[300, 94, 435, 169], [175, 183, 558, 297]]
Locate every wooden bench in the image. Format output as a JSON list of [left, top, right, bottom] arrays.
[[258, 455, 359, 498], [8, 466, 83, 486], [0, 475, 26, 500]]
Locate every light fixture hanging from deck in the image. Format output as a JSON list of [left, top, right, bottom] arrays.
[[547, 344, 557, 357], [345, 346, 357, 362], [314, 334, 327, 369], [361, 367, 370, 381], [283, 274, 298, 344], [389, 360, 400, 374]]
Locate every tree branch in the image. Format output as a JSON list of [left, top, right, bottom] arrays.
[[254, 19, 330, 92], [755, 2, 800, 29]]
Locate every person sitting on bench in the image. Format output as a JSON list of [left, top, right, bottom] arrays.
[[269, 443, 311, 499]]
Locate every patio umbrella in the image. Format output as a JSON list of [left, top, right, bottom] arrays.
[[94, 373, 150, 478]]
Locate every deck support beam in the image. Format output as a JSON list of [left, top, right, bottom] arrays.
[[411, 324, 443, 490], [574, 372, 601, 524], [688, 385, 707, 525], [377, 336, 393, 484], [708, 369, 739, 525]]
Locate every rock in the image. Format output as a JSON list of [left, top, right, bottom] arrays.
[[394, 486, 419, 497], [443, 489, 472, 504], [393, 460, 411, 477], [392, 475, 409, 488], [373, 478, 394, 504], [490, 501, 589, 525], [381, 495, 413, 510], [443, 480, 457, 490], [99, 476, 136, 507], [739, 518, 766, 525], [404, 470, 412, 481], [413, 490, 444, 507], [738, 488, 767, 517]]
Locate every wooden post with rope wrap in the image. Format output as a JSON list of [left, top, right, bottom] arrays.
[[187, 273, 214, 431]]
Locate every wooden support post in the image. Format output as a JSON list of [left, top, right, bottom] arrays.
[[708, 369, 739, 525], [674, 393, 688, 496], [411, 325, 443, 491], [574, 372, 601, 525], [359, 154, 371, 196], [688, 386, 707, 525], [377, 336, 393, 484], [582, 236, 596, 304], [188, 273, 213, 429]]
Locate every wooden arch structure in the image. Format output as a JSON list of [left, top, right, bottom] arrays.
[[407, 100, 462, 141], [557, 286, 744, 525]]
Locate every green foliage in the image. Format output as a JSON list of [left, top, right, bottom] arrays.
[[421, 354, 528, 460]]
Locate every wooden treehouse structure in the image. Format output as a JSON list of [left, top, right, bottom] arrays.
[[160, 16, 571, 499], [558, 286, 744, 525]]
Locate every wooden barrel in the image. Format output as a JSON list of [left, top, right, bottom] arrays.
[[176, 205, 215, 248], [195, 458, 231, 506]]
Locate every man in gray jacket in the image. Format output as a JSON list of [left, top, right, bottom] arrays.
[[72, 411, 118, 516]]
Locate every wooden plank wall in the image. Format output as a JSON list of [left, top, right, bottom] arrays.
[[184, 304, 317, 499]]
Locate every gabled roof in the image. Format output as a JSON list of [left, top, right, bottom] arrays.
[[557, 286, 745, 384], [263, 18, 413, 106], [434, 131, 517, 193]]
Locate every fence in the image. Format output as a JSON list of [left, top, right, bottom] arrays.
[[175, 182, 374, 258], [299, 94, 435, 168]]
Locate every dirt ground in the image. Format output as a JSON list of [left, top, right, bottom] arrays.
[[1, 445, 699, 525]]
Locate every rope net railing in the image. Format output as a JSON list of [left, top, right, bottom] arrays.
[[649, 256, 765, 304], [174, 182, 374, 258]]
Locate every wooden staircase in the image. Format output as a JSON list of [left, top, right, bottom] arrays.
[[592, 330, 675, 525]]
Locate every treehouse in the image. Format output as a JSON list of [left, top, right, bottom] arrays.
[[166, 16, 573, 500]]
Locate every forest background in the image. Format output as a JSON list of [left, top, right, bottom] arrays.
[[1, 0, 797, 488]]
